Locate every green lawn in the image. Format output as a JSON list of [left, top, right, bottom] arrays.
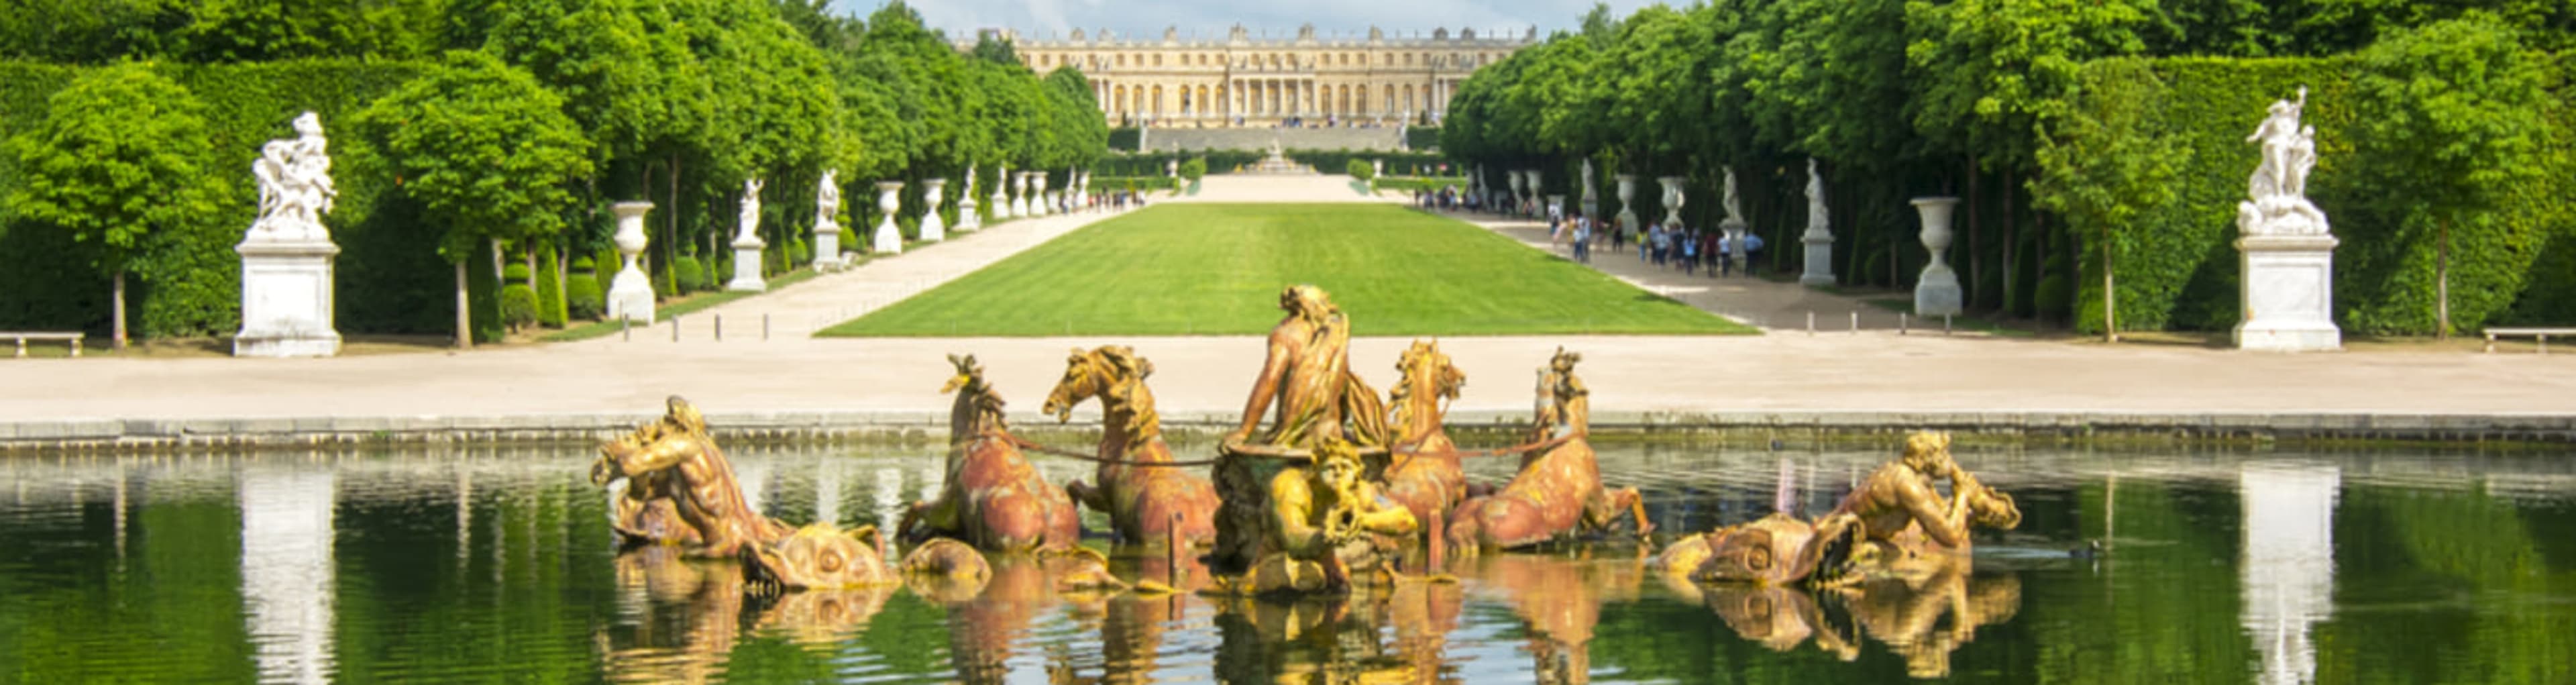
[[818, 203, 1756, 337]]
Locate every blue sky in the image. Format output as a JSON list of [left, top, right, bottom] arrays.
[[847, 0, 1664, 43]]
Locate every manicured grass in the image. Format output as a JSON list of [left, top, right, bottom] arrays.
[[819, 203, 1756, 337]]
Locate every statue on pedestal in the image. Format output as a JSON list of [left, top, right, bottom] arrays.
[[235, 111, 343, 357]]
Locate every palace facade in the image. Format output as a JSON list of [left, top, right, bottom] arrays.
[[969, 24, 1534, 127]]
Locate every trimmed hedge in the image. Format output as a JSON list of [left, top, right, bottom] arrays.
[[2055, 56, 2576, 334], [0, 59, 445, 339]]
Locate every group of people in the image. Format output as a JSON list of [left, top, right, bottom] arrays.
[[1548, 213, 1765, 277]]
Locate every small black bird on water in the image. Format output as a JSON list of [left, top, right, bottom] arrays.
[[2070, 539, 2106, 559]]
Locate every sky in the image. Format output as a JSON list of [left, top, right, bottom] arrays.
[[846, 0, 1664, 43]]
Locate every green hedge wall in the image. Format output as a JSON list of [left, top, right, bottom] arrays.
[[0, 59, 444, 339], [2064, 56, 2576, 335]]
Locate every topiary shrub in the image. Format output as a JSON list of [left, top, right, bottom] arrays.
[[566, 268, 603, 321], [504, 262, 531, 282], [1346, 158, 1375, 182], [674, 256, 706, 292], [501, 283, 538, 333], [535, 246, 565, 327]]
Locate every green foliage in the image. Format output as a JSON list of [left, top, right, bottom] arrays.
[[356, 51, 592, 262], [565, 265, 602, 320], [1345, 159, 1375, 182], [502, 262, 531, 282], [1107, 127, 1142, 151], [1178, 157, 1207, 182], [2034, 58, 2186, 334], [2345, 17, 2551, 335], [6, 62, 224, 312], [534, 244, 565, 327], [500, 282, 538, 331], [674, 255, 706, 291]]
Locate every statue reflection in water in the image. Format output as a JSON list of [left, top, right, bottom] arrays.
[[597, 545, 894, 684], [1696, 556, 2021, 678], [1465, 551, 1646, 685]]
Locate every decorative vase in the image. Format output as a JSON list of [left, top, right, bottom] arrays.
[[919, 178, 946, 243], [1912, 197, 1962, 317], [607, 201, 655, 323], [873, 181, 904, 255]]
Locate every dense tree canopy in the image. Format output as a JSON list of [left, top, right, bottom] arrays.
[[1443, 0, 2576, 335]]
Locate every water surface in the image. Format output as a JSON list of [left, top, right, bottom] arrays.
[[2, 441, 2571, 683]]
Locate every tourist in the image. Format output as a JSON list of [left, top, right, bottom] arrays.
[[1680, 229, 1699, 276], [1573, 215, 1593, 264], [1703, 230, 1722, 278], [1744, 232, 1765, 276], [1721, 231, 1741, 276]]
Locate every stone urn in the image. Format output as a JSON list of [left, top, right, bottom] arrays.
[[1614, 174, 1639, 231], [872, 181, 904, 255], [606, 201, 655, 323], [1036, 174, 1054, 216], [1507, 171, 1527, 214], [1658, 176, 1686, 228], [1912, 197, 1962, 317], [1013, 172, 1032, 218], [918, 178, 947, 243]]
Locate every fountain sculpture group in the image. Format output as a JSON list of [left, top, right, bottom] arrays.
[[582, 284, 2026, 678]]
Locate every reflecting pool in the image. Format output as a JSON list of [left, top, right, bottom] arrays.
[[2, 441, 2571, 683]]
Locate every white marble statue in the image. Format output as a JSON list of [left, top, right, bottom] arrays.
[[816, 170, 840, 228], [737, 178, 764, 240], [250, 111, 337, 242], [1723, 166, 1745, 225], [2239, 87, 2328, 237], [1799, 158, 1837, 287], [1804, 160, 1826, 228]]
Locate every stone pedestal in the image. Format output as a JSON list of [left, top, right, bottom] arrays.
[[234, 239, 341, 357], [606, 202, 655, 323], [918, 178, 946, 243], [1799, 230, 1836, 286], [813, 214, 842, 271], [1912, 197, 1962, 317], [727, 232, 766, 291], [959, 168, 981, 231], [1036, 176, 1054, 216], [1615, 174, 1639, 231], [872, 181, 904, 255], [2235, 235, 2342, 352], [1721, 218, 1750, 274]]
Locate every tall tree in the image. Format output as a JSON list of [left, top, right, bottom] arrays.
[[2349, 15, 2547, 338], [7, 62, 225, 349], [356, 51, 593, 348]]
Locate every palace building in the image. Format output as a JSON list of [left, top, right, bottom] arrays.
[[969, 24, 1535, 128]]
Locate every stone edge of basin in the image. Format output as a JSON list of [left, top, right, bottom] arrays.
[[3, 409, 2571, 452]]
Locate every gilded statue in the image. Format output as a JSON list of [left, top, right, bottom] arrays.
[[1381, 339, 1473, 535], [1205, 437, 1419, 596], [591, 396, 791, 558], [1444, 349, 1651, 554], [901, 354, 1084, 552], [1213, 285, 1391, 572], [1680, 431, 2021, 587], [1041, 345, 1222, 548]]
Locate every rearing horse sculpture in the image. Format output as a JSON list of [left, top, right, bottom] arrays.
[[1444, 348, 1652, 554], [1382, 339, 1470, 535], [1041, 346, 1220, 548], [900, 354, 1083, 552]]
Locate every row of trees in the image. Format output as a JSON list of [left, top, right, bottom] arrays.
[[1442, 1, 2571, 335], [3, 1, 1108, 346]]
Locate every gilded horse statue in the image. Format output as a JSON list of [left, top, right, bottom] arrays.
[[592, 397, 893, 591], [900, 354, 1084, 552], [1381, 339, 1471, 535], [1040, 345, 1221, 548], [1443, 349, 1651, 554]]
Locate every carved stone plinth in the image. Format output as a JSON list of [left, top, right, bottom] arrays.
[[607, 202, 655, 323], [873, 181, 904, 256], [2235, 235, 2342, 352], [234, 239, 341, 357], [1912, 197, 1962, 317], [959, 168, 981, 231], [994, 164, 1015, 220], [727, 234, 766, 292], [918, 178, 946, 243]]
